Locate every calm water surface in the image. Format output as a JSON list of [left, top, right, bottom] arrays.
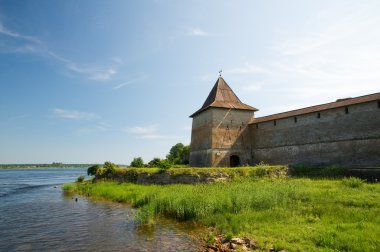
[[0, 168, 199, 251]]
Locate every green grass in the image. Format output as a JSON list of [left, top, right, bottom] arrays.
[[94, 165, 288, 182], [66, 176, 380, 251]]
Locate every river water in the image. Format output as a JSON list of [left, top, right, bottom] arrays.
[[0, 168, 199, 252]]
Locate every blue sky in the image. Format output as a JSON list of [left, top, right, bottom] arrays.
[[1, 0, 379, 164]]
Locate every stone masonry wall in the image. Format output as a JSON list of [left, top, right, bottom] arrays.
[[189, 109, 213, 167], [249, 100, 380, 167], [211, 108, 253, 166], [190, 108, 254, 167]]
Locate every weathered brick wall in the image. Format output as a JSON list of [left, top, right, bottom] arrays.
[[211, 108, 253, 166], [189, 108, 254, 167], [189, 109, 213, 167], [249, 101, 380, 167]]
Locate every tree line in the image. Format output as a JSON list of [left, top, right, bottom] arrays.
[[87, 142, 190, 175], [130, 143, 190, 169]]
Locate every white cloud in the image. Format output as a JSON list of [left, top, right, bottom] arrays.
[[95, 122, 112, 131], [0, 23, 42, 44], [140, 134, 178, 140], [186, 28, 209, 37], [52, 108, 100, 121], [67, 64, 117, 81], [125, 124, 158, 135], [0, 21, 120, 81], [216, 2, 380, 112], [268, 3, 380, 98], [124, 124, 179, 140], [112, 76, 147, 90]]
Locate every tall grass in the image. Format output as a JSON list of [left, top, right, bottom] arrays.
[[69, 178, 380, 251], [93, 165, 288, 182]]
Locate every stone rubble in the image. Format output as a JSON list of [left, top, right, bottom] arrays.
[[202, 235, 288, 252]]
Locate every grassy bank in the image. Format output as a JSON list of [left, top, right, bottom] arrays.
[[64, 172, 380, 251], [91, 165, 288, 182]]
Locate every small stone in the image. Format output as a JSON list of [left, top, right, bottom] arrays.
[[219, 244, 229, 251], [207, 245, 218, 251], [269, 248, 276, 252], [215, 235, 223, 243], [231, 238, 244, 245], [243, 237, 256, 249], [229, 242, 237, 249]]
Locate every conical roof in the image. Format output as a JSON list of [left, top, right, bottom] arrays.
[[190, 77, 258, 117]]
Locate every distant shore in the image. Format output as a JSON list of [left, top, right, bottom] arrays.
[[0, 164, 93, 169]]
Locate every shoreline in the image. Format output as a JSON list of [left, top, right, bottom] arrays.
[[63, 169, 380, 251], [0, 166, 89, 170]]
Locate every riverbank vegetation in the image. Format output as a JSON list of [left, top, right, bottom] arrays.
[[64, 166, 380, 252]]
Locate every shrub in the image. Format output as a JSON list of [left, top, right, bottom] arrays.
[[76, 175, 85, 183], [96, 167, 106, 176], [147, 157, 161, 168], [157, 159, 171, 170], [130, 157, 144, 168], [87, 164, 101, 176], [104, 161, 118, 177], [342, 177, 365, 188]]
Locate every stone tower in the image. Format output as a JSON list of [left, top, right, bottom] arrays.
[[189, 77, 258, 167]]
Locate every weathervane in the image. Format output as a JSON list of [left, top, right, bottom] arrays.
[[219, 69, 222, 77]]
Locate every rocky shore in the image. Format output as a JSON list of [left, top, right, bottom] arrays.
[[202, 235, 288, 252]]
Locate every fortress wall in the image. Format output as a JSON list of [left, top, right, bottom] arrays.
[[189, 109, 213, 167], [190, 108, 253, 167], [250, 100, 380, 167], [211, 108, 253, 166], [190, 109, 213, 152]]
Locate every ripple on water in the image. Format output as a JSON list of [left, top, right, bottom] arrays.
[[0, 169, 200, 252]]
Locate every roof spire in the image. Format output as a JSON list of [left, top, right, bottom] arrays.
[[190, 77, 258, 117], [219, 69, 222, 77]]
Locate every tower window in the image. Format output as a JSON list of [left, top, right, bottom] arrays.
[[345, 107, 349, 114], [274, 120, 277, 126], [378, 101, 380, 109], [317, 112, 321, 118], [294, 117, 297, 123], [256, 124, 258, 129]]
